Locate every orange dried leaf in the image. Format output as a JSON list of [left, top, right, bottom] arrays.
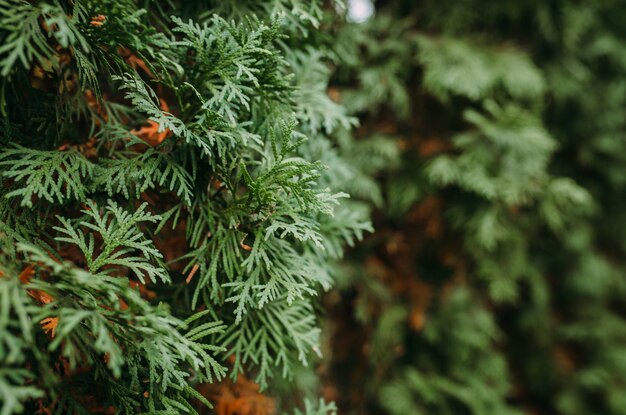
[[131, 99, 172, 145], [84, 90, 109, 124], [19, 265, 35, 283], [34, 290, 55, 304], [327, 87, 341, 103], [119, 47, 155, 78], [197, 375, 276, 415], [131, 120, 171, 146], [186, 263, 200, 284], [19, 264, 56, 305], [90, 15, 106, 27], [409, 307, 426, 332], [418, 137, 450, 157], [129, 280, 157, 300], [40, 317, 59, 337]]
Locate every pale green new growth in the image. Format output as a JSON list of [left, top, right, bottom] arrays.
[[54, 200, 169, 283]]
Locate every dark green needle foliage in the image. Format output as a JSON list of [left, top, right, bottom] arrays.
[[325, 1, 626, 415], [0, 1, 369, 414]]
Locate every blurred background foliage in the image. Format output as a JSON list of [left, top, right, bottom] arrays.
[[318, 0, 626, 414]]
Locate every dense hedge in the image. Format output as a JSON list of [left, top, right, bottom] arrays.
[[325, 1, 626, 414], [1, 1, 625, 414]]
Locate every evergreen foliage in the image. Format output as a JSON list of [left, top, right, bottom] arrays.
[[0, 1, 375, 413], [3, 0, 625, 414], [323, 1, 626, 414]]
